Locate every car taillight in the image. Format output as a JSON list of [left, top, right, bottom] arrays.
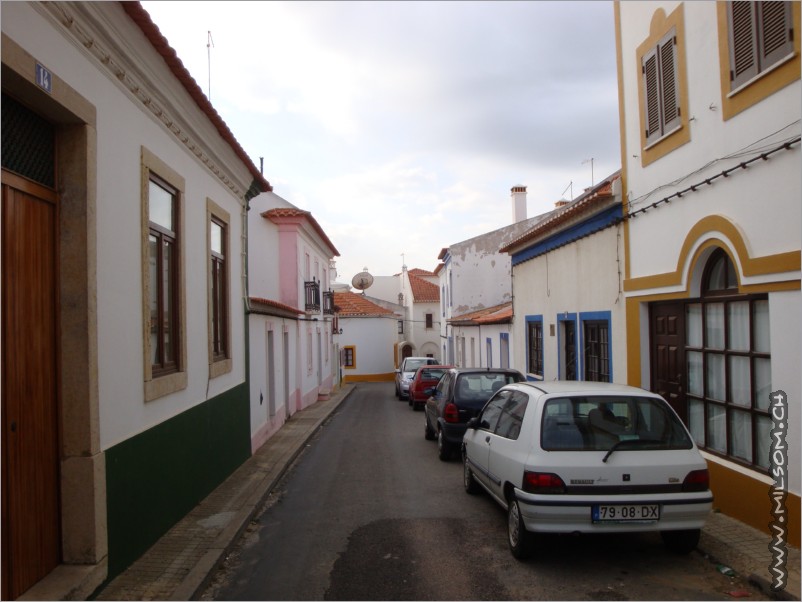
[[682, 469, 709, 492], [444, 403, 460, 423], [522, 471, 566, 494]]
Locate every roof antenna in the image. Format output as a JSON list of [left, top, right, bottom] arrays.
[[582, 157, 595, 187], [207, 30, 214, 100]]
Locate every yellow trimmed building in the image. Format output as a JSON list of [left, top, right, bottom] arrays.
[[615, 1, 800, 544]]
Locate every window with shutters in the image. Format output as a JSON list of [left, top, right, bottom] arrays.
[[636, 6, 690, 165], [718, 1, 799, 120], [208, 199, 232, 378], [728, 2, 794, 91], [642, 29, 681, 147]]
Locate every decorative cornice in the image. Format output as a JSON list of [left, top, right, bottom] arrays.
[[38, 1, 271, 201]]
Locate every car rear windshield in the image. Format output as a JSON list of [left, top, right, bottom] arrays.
[[420, 368, 447, 381], [541, 396, 693, 452], [404, 359, 432, 372], [455, 373, 520, 403]]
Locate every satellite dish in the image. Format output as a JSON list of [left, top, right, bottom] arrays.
[[351, 267, 374, 291]]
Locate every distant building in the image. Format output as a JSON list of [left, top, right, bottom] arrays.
[[248, 196, 340, 452], [438, 186, 549, 365], [448, 302, 514, 368], [334, 291, 402, 381], [501, 173, 625, 383]]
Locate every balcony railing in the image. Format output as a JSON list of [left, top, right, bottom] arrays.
[[305, 279, 321, 312], [322, 290, 334, 315]]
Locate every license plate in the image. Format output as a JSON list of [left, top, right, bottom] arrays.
[[592, 504, 660, 522]]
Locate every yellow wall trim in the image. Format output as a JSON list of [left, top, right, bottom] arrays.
[[343, 373, 395, 383], [625, 215, 801, 293], [707, 457, 801, 548]]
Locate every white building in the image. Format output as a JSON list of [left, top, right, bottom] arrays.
[[333, 291, 402, 381], [438, 186, 548, 364], [247, 194, 340, 453], [448, 303, 514, 369], [397, 267, 441, 362], [616, 1, 800, 543], [501, 173, 625, 383], [1, 2, 271, 597]]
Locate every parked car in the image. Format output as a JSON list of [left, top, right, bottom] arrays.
[[461, 381, 713, 559], [395, 357, 439, 400], [424, 368, 525, 460], [408, 365, 453, 410]]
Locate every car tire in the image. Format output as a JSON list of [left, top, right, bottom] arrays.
[[424, 415, 436, 440], [463, 453, 481, 494], [437, 429, 453, 461], [661, 528, 700, 554], [408, 398, 413, 407], [507, 497, 532, 560]]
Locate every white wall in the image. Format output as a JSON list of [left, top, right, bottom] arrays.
[[340, 316, 398, 377]]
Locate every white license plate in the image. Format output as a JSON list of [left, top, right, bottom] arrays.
[[592, 504, 660, 522]]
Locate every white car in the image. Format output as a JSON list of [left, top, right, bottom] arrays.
[[395, 357, 439, 400], [462, 381, 712, 559]]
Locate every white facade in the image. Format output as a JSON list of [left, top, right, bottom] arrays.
[[616, 1, 800, 540], [247, 193, 340, 452], [340, 315, 400, 379], [439, 189, 548, 365], [1, 2, 271, 596], [504, 177, 625, 383]]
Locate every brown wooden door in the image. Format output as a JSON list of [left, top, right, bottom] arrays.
[[650, 301, 687, 423], [2, 170, 61, 599]]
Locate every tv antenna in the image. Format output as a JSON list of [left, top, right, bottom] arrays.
[[207, 30, 214, 100], [582, 157, 595, 187]]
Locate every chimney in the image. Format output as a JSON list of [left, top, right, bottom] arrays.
[[511, 185, 527, 223], [555, 199, 570, 209]]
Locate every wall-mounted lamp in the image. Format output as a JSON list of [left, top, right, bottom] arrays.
[[338, 328, 343, 335]]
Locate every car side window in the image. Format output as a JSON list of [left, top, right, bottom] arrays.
[[479, 390, 510, 431], [435, 373, 450, 398], [494, 391, 529, 440]]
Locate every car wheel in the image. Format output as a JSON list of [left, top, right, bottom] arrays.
[[661, 529, 700, 554], [507, 497, 532, 560], [408, 397, 413, 407], [437, 429, 453, 461], [463, 453, 481, 494], [424, 415, 436, 440]]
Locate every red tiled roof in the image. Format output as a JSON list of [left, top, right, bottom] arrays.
[[249, 297, 304, 316], [500, 172, 621, 254], [408, 268, 436, 277], [262, 208, 340, 256], [333, 292, 395, 317], [449, 302, 513, 325], [122, 3, 272, 194], [408, 273, 439, 303]]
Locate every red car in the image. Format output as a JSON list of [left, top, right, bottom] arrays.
[[408, 365, 453, 411]]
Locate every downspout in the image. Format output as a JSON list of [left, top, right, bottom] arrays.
[[242, 179, 262, 409]]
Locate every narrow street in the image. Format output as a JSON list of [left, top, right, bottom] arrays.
[[201, 382, 764, 601]]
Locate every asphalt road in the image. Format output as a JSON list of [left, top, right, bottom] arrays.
[[201, 382, 765, 601]]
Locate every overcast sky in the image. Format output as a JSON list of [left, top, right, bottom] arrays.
[[140, 1, 620, 285]]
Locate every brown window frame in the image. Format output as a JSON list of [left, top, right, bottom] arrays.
[[527, 319, 543, 377], [210, 215, 228, 362], [584, 321, 611, 383], [149, 174, 180, 377]]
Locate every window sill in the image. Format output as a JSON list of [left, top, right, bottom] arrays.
[[145, 370, 188, 402], [210, 358, 232, 379], [727, 52, 796, 99]]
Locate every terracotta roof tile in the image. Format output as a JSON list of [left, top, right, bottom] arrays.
[[449, 302, 513, 325], [500, 172, 621, 254], [122, 2, 271, 194], [262, 208, 340, 256], [249, 297, 304, 316], [408, 273, 439, 303], [333, 292, 395, 317]]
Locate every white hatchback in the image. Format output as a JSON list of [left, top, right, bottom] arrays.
[[462, 381, 713, 559]]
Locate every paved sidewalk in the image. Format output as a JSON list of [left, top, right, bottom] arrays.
[[92, 382, 799, 601]]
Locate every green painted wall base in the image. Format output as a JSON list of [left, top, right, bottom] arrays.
[[104, 382, 250, 579]]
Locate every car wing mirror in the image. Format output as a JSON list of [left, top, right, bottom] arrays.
[[466, 417, 480, 429]]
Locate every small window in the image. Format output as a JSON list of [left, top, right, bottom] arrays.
[[642, 28, 680, 146], [527, 318, 544, 377], [703, 249, 738, 295], [425, 313, 433, 329], [343, 346, 356, 369], [398, 320, 404, 334], [584, 321, 611, 383], [727, 2, 794, 91]]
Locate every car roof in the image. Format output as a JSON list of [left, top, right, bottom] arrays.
[[511, 380, 659, 397], [449, 368, 524, 375]]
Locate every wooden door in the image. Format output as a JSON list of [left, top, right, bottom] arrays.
[[2, 170, 61, 599], [650, 302, 687, 423]]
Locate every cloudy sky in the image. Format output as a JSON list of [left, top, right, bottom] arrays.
[[140, 1, 620, 284]]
